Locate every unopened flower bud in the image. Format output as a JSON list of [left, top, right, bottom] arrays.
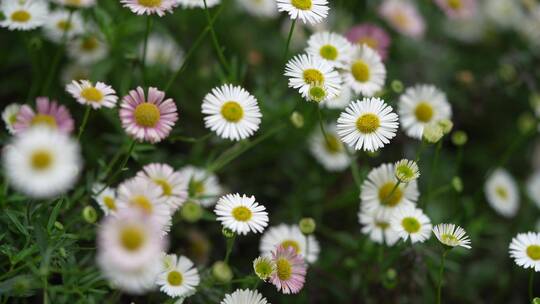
[[423, 123, 444, 143], [82, 206, 97, 224], [181, 201, 203, 223], [212, 261, 233, 283], [451, 131, 468, 146], [290, 111, 304, 128], [299, 217, 316, 235]]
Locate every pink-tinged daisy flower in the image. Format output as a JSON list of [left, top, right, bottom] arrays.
[[119, 87, 178, 143], [66, 80, 118, 109], [435, 0, 477, 19], [270, 245, 307, 294], [137, 163, 189, 212], [379, 0, 425, 39], [345, 23, 391, 60], [14, 97, 74, 135], [121, 0, 178, 16]]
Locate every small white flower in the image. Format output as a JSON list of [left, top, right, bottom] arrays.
[[202, 84, 262, 141], [390, 205, 432, 244], [66, 80, 118, 109], [67, 34, 108, 65], [237, 0, 278, 18], [179, 165, 222, 207], [43, 10, 85, 43], [142, 34, 184, 71], [432, 223, 471, 249], [2, 128, 81, 198], [121, 0, 178, 16], [0, 0, 48, 31], [394, 159, 420, 183], [92, 184, 118, 216], [343, 45, 386, 97], [137, 163, 189, 212], [260, 224, 320, 263], [221, 289, 269, 304], [509, 232, 540, 272], [336, 97, 399, 152], [157, 254, 200, 298], [306, 31, 353, 69], [527, 171, 540, 210], [309, 124, 350, 172], [379, 0, 425, 39], [484, 168, 519, 218], [358, 207, 400, 246], [177, 0, 221, 9], [276, 0, 329, 24], [214, 193, 269, 235], [2, 103, 21, 134], [285, 54, 342, 101], [398, 84, 452, 140]]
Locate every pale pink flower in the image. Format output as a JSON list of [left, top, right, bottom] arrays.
[[119, 87, 178, 143], [270, 245, 307, 294], [136, 163, 188, 212], [345, 23, 391, 60], [120, 0, 178, 16], [14, 97, 74, 135], [379, 0, 425, 39], [434, 0, 477, 19]]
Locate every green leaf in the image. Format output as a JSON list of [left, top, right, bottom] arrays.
[[5, 210, 29, 237]]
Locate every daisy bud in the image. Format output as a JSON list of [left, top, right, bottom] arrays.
[[212, 261, 233, 283], [437, 119, 453, 135], [422, 123, 444, 143], [452, 176, 463, 193], [181, 201, 203, 223], [394, 159, 420, 183], [222, 227, 235, 238], [451, 130, 468, 146], [390, 80, 404, 93], [290, 111, 304, 128], [534, 298, 540, 304], [299, 217, 316, 235], [518, 113, 536, 134], [253, 256, 276, 281], [307, 84, 328, 103], [54, 221, 64, 230], [83, 206, 98, 224]]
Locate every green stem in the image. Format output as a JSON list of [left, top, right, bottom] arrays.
[[77, 107, 91, 140], [283, 19, 297, 62], [437, 249, 449, 304], [428, 141, 443, 195], [141, 15, 153, 85], [224, 235, 236, 264], [346, 149, 362, 191], [530, 270, 535, 302], [168, 133, 212, 143], [203, 0, 230, 75], [104, 139, 136, 187], [42, 10, 73, 95], [415, 141, 426, 163]]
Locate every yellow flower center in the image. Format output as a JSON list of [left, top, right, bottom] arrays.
[[280, 240, 300, 254], [30, 150, 53, 171], [189, 179, 205, 197], [154, 178, 172, 196], [414, 102, 434, 123], [357, 37, 379, 50], [526, 245, 540, 260], [396, 165, 414, 180], [131, 195, 153, 214], [11, 10, 31, 23], [254, 258, 274, 278], [138, 0, 162, 7], [291, 0, 312, 10], [378, 182, 403, 206], [8, 113, 18, 125], [81, 36, 99, 51], [319, 45, 338, 60], [440, 233, 458, 245], [447, 0, 462, 9], [495, 186, 508, 200], [167, 270, 183, 286], [391, 12, 410, 28], [103, 196, 117, 210], [66, 0, 82, 6], [120, 226, 145, 251], [324, 135, 343, 154], [232, 206, 252, 222], [401, 217, 421, 233], [303, 69, 324, 85], [308, 86, 327, 102], [57, 20, 72, 31], [220, 101, 244, 123], [276, 258, 292, 280], [356, 113, 380, 134], [31, 114, 57, 128], [351, 60, 370, 83], [81, 87, 103, 103], [134, 102, 160, 127]]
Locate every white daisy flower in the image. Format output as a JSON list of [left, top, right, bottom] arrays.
[[343, 45, 386, 97], [398, 84, 452, 140], [0, 0, 48, 31], [320, 85, 353, 109], [484, 168, 519, 218], [509, 232, 540, 272], [43, 10, 84, 43], [527, 171, 540, 209], [137, 163, 189, 212], [306, 31, 353, 69], [116, 176, 173, 235], [394, 159, 420, 183], [97, 209, 165, 294], [65, 80, 118, 109], [237, 0, 278, 18], [309, 124, 350, 172], [202, 84, 262, 141], [336, 97, 399, 152], [221, 289, 269, 304], [378, 0, 425, 39], [432, 223, 471, 249], [2, 103, 21, 134], [53, 0, 96, 8], [390, 205, 432, 244], [92, 183, 118, 216], [276, 0, 329, 24], [179, 165, 222, 207], [360, 163, 419, 214], [157, 254, 200, 298], [121, 0, 178, 16], [214, 193, 269, 235], [67, 34, 108, 65], [2, 128, 81, 198], [142, 34, 184, 72], [260, 224, 320, 263], [358, 207, 400, 246], [484, 0, 524, 29], [284, 54, 342, 101], [177, 0, 221, 8]]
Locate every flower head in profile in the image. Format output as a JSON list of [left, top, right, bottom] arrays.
[[92, 184, 118, 216], [120, 87, 178, 143], [214, 193, 269, 235], [390, 205, 432, 244], [270, 245, 307, 294], [2, 103, 21, 134], [276, 0, 329, 24], [433, 223, 471, 249], [345, 23, 391, 60], [379, 0, 425, 39], [121, 0, 178, 16], [484, 168, 519, 218], [66, 80, 118, 109], [221, 289, 269, 304], [253, 256, 276, 281], [156, 253, 200, 298], [509, 232, 540, 272], [285, 54, 342, 101], [394, 159, 420, 183], [0, 0, 49, 31], [343, 45, 386, 97], [14, 97, 74, 135]]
